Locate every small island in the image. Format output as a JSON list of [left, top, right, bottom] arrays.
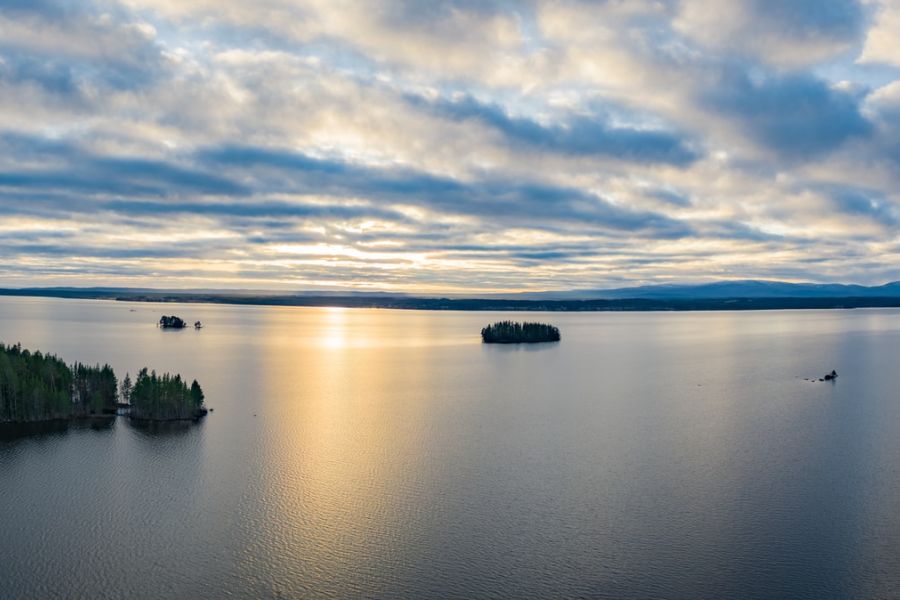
[[159, 315, 187, 329], [123, 368, 207, 421], [481, 321, 561, 344], [0, 342, 206, 429]]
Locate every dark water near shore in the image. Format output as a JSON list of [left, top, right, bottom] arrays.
[[3, 296, 900, 599]]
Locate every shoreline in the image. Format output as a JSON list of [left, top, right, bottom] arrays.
[[3, 288, 900, 313]]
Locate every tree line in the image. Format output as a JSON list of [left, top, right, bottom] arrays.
[[0, 342, 204, 423]]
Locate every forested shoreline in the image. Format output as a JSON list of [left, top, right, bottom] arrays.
[[0, 342, 205, 425], [5, 287, 900, 311]]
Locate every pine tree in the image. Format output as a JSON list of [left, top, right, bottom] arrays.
[[119, 373, 133, 405]]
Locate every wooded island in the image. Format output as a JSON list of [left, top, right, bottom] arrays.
[[481, 321, 561, 343], [125, 368, 206, 421], [159, 315, 187, 329]]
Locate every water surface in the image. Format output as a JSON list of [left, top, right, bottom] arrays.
[[2, 296, 900, 599]]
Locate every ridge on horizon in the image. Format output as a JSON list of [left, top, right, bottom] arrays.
[[506, 279, 900, 300], [3, 278, 900, 301]]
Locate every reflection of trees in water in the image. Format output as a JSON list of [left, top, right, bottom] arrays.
[[127, 418, 197, 437], [82, 417, 115, 432], [0, 416, 115, 442]]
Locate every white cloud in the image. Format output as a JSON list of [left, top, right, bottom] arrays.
[[858, 1, 900, 66], [675, 0, 865, 67]]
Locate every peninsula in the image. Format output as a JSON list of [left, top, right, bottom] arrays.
[[0, 342, 206, 427]]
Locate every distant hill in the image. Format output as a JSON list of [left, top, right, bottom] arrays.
[[2, 280, 900, 312], [11, 286, 406, 298], [508, 280, 900, 301]]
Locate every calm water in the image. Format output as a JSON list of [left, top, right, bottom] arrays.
[[2, 297, 900, 599]]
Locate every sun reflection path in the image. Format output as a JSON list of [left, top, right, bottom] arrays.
[[320, 306, 351, 350]]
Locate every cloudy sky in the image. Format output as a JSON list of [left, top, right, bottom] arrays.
[[1, 0, 899, 292]]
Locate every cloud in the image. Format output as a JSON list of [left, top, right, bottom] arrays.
[[864, 80, 900, 117], [676, 0, 865, 67], [195, 144, 696, 235], [0, 0, 897, 291], [0, 160, 246, 197], [858, 0, 900, 67], [705, 68, 872, 159], [405, 94, 700, 165], [0, 2, 166, 93], [827, 186, 900, 227], [646, 188, 693, 207], [103, 198, 412, 224]]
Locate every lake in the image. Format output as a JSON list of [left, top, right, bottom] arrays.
[[2, 296, 900, 599]]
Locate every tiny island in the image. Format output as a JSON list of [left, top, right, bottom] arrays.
[[159, 315, 187, 329], [481, 321, 561, 344], [0, 342, 207, 429]]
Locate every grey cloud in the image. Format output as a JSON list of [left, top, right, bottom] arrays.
[[0, 162, 245, 197], [0, 2, 168, 94], [747, 0, 864, 41], [103, 199, 412, 224], [0, 242, 219, 260], [197, 144, 696, 236], [0, 131, 698, 241], [647, 189, 693, 207], [676, 0, 865, 67], [828, 187, 900, 227], [706, 68, 872, 158], [0, 134, 247, 196], [407, 94, 700, 165]]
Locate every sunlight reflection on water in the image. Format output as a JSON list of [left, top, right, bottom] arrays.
[[2, 297, 900, 598]]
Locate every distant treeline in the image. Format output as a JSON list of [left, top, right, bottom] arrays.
[[0, 342, 205, 423], [4, 288, 900, 311], [482, 321, 560, 343]]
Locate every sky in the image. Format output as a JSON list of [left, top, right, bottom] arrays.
[[1, 0, 900, 293]]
